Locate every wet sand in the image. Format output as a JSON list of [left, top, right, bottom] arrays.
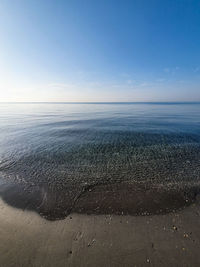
[[0, 181, 199, 220], [1, 197, 200, 267]]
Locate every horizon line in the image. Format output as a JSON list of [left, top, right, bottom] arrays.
[[0, 101, 200, 104]]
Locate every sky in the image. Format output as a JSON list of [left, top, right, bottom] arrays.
[[0, 0, 200, 102]]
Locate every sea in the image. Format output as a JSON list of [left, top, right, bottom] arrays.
[[0, 102, 200, 219]]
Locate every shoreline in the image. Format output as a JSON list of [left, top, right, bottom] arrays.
[[0, 181, 199, 220]]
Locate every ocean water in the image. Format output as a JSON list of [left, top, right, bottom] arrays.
[[0, 102, 200, 219]]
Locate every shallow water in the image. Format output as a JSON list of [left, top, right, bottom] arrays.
[[0, 103, 200, 219]]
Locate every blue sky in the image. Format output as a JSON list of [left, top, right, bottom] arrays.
[[0, 0, 200, 101]]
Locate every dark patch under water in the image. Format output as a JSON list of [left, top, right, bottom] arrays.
[[0, 181, 199, 220], [0, 103, 200, 220]]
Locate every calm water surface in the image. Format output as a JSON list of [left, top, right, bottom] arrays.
[[0, 103, 200, 219]]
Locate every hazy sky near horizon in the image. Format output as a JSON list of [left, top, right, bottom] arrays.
[[0, 0, 200, 102]]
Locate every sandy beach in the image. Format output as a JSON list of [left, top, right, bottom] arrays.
[[1, 196, 200, 267]]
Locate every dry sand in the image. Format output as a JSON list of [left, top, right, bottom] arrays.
[[0, 198, 200, 267]]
